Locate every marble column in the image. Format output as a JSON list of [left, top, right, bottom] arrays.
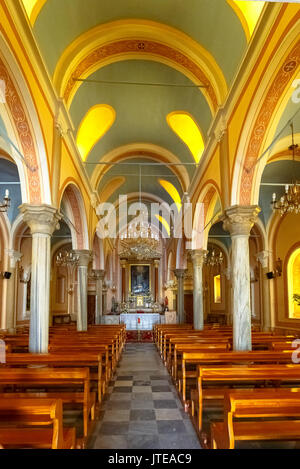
[[174, 269, 187, 324], [94, 269, 105, 325], [20, 204, 61, 353], [256, 250, 271, 332], [120, 260, 127, 303], [6, 250, 22, 332], [222, 205, 260, 351], [154, 260, 160, 303], [74, 250, 92, 331], [191, 250, 207, 330]]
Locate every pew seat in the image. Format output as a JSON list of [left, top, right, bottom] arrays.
[[0, 398, 76, 449], [211, 390, 300, 449]]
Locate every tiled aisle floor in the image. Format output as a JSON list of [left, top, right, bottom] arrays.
[[89, 343, 202, 449]]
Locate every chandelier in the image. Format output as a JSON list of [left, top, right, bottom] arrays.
[[120, 222, 161, 260], [271, 123, 300, 216], [0, 190, 10, 212], [204, 249, 223, 267], [56, 250, 79, 266]]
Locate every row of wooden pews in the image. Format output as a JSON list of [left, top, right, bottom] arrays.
[[154, 323, 300, 449], [0, 324, 126, 449]]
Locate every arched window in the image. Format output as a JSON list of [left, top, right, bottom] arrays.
[[287, 247, 300, 319]]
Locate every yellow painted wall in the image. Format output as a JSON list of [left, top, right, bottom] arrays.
[[273, 213, 300, 326], [0, 0, 54, 172]]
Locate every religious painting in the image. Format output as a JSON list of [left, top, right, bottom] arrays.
[[130, 265, 150, 295]]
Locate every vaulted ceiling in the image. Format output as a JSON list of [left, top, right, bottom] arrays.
[[21, 0, 267, 219]]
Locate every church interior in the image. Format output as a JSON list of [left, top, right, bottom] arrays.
[[0, 0, 300, 451]]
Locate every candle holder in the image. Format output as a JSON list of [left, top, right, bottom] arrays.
[[0, 190, 10, 212]]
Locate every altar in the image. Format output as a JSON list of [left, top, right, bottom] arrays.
[[120, 313, 161, 330]]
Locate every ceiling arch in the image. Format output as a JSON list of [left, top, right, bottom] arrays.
[[52, 19, 228, 113], [30, 0, 247, 88], [90, 143, 190, 194]]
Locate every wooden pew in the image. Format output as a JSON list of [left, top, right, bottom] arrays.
[[192, 364, 300, 434], [211, 390, 300, 449], [0, 367, 94, 439], [180, 350, 295, 403], [49, 343, 112, 384], [171, 342, 230, 381], [3, 352, 104, 403], [0, 398, 76, 449]]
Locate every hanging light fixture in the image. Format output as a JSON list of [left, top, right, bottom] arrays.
[[56, 250, 79, 267], [271, 123, 300, 216], [0, 190, 10, 212], [119, 165, 161, 260], [204, 249, 223, 267]]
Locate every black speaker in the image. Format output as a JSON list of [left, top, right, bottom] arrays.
[[3, 272, 11, 279], [266, 272, 275, 279]]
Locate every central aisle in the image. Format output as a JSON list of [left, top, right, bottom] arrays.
[[89, 343, 202, 449]]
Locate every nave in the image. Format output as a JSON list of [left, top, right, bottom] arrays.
[[89, 343, 201, 450]]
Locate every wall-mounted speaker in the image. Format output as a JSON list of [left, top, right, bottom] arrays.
[[266, 272, 275, 279], [0, 272, 12, 279]]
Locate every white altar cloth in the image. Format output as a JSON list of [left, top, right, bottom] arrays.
[[120, 313, 161, 330]]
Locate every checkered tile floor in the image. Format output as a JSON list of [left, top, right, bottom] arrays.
[[89, 343, 202, 449]]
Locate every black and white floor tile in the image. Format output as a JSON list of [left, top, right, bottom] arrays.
[[89, 343, 202, 450]]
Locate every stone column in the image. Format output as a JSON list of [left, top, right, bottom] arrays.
[[256, 250, 271, 332], [6, 250, 22, 332], [174, 269, 186, 324], [191, 250, 207, 330], [74, 250, 93, 331], [120, 259, 127, 302], [154, 259, 160, 302], [20, 204, 61, 353], [94, 269, 105, 325], [222, 205, 260, 351]]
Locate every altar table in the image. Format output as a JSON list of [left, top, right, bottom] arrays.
[[120, 313, 161, 330]]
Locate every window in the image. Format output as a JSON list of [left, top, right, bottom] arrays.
[[287, 248, 300, 319], [214, 275, 221, 304]]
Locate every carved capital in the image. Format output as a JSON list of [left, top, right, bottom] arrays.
[[214, 112, 227, 142], [92, 269, 105, 280], [154, 259, 160, 269], [222, 205, 261, 237], [256, 250, 269, 270], [191, 249, 208, 268], [74, 250, 93, 267], [174, 269, 187, 279], [6, 250, 22, 269], [20, 204, 61, 236]]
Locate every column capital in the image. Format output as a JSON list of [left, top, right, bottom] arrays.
[[173, 269, 187, 279], [154, 259, 160, 269], [92, 269, 105, 280], [222, 205, 261, 237], [6, 250, 22, 268], [74, 250, 93, 267], [20, 204, 61, 236], [256, 250, 269, 269], [120, 259, 127, 268], [191, 249, 208, 267]]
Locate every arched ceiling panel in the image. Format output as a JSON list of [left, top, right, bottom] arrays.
[[98, 157, 182, 207], [31, 0, 247, 85], [70, 60, 212, 181]]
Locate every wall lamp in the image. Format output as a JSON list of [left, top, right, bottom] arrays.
[[266, 258, 282, 279]]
